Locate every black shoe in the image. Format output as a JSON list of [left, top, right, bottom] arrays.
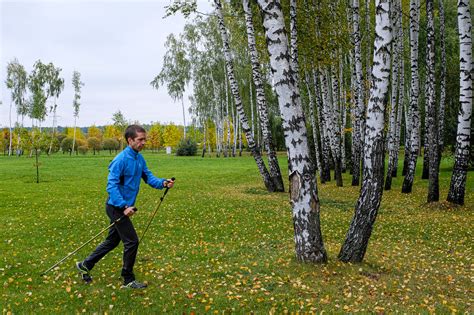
[[120, 280, 147, 289], [76, 261, 92, 284]]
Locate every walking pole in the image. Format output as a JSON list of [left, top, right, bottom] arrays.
[[40, 214, 127, 276], [140, 177, 175, 243]]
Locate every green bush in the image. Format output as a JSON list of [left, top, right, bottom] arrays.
[[61, 137, 73, 154], [78, 145, 89, 155], [103, 138, 120, 154], [176, 138, 197, 156]]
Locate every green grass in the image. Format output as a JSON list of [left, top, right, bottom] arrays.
[[1, 152, 472, 313]]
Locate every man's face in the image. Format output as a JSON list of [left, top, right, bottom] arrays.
[[128, 132, 147, 152]]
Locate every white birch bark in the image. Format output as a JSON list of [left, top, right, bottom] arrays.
[[257, 0, 327, 263], [321, 68, 343, 186], [289, 0, 300, 85], [340, 56, 347, 173], [438, 0, 447, 152], [8, 101, 13, 156], [214, 0, 275, 191], [402, 0, 421, 193], [304, 69, 322, 176], [352, 0, 364, 186], [425, 0, 440, 202], [72, 117, 77, 155], [447, 0, 472, 205], [313, 69, 331, 182], [385, 0, 400, 190], [393, 6, 404, 177], [243, 0, 285, 191], [339, 0, 391, 263]]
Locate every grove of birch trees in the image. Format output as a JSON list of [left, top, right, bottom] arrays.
[[161, 0, 472, 263]]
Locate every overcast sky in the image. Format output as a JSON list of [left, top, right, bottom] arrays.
[[0, 0, 213, 128]]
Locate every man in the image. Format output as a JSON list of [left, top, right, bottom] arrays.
[[76, 124, 174, 289]]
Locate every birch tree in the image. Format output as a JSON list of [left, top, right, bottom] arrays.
[[242, 0, 285, 192], [256, 0, 327, 263], [447, 0, 472, 205], [71, 71, 84, 155], [47, 65, 64, 155], [351, 0, 364, 186], [402, 0, 421, 194], [438, 0, 447, 154], [339, 0, 391, 262], [385, 0, 401, 190], [425, 0, 440, 202], [214, 0, 276, 192], [5, 59, 28, 156], [151, 33, 191, 140]]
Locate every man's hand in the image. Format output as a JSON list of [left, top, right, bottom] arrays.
[[124, 206, 136, 217], [164, 178, 175, 188]]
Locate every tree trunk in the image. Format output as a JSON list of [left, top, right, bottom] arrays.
[[425, 0, 440, 202], [304, 69, 322, 177], [339, 0, 391, 263], [438, 0, 447, 153], [340, 57, 347, 173], [351, 0, 364, 186], [72, 117, 77, 156], [385, 0, 400, 191], [313, 69, 331, 183], [181, 97, 187, 140], [393, 9, 404, 178], [202, 122, 207, 158], [289, 0, 300, 85], [402, 0, 421, 193], [243, 0, 285, 191], [321, 69, 343, 187], [214, 0, 275, 192], [8, 101, 13, 156], [447, 0, 472, 205], [257, 0, 327, 263]]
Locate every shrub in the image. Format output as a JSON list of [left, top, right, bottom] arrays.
[[78, 145, 89, 155], [103, 138, 120, 154], [87, 137, 103, 155], [176, 138, 197, 156], [61, 137, 73, 154]]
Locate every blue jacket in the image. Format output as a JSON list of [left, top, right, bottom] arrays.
[[107, 146, 165, 208]]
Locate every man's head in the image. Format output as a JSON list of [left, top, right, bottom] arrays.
[[124, 125, 147, 152]]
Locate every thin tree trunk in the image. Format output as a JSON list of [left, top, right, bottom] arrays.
[[72, 117, 77, 156], [393, 9, 405, 178], [181, 97, 187, 140], [243, 0, 285, 191], [340, 56, 347, 173], [339, 0, 391, 263], [438, 0, 447, 153], [257, 0, 327, 263], [447, 0, 472, 205], [8, 101, 13, 156], [304, 69, 322, 177], [48, 100, 58, 155], [314, 69, 331, 183], [214, 0, 276, 192], [385, 0, 400, 190], [425, 0, 439, 202], [321, 68, 343, 187], [402, 0, 421, 193], [202, 121, 207, 158], [352, 0, 364, 186]]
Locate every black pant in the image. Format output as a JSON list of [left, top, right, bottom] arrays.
[[83, 203, 138, 284]]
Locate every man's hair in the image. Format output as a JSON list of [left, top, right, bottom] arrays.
[[124, 125, 146, 142]]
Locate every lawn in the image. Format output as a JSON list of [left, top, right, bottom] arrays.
[[1, 151, 472, 313]]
